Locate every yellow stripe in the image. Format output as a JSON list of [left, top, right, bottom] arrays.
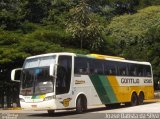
[[88, 54, 125, 60], [107, 76, 124, 102], [39, 95, 45, 99], [107, 76, 154, 103]]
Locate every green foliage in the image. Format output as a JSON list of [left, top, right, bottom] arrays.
[[23, 0, 53, 23], [42, 0, 70, 26], [0, 25, 88, 65], [144, 23, 160, 88], [20, 22, 39, 34], [66, 0, 107, 52], [0, 30, 27, 64], [0, 0, 24, 30], [108, 6, 160, 50]]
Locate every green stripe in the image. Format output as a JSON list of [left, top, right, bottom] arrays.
[[32, 96, 38, 99], [32, 95, 39, 99], [89, 75, 117, 104]]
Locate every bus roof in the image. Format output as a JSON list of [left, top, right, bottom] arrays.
[[26, 52, 151, 65], [87, 54, 150, 65], [26, 52, 75, 60], [105, 58, 151, 65], [87, 54, 125, 60]]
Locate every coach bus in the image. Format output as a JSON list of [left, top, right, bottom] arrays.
[[11, 52, 154, 113]]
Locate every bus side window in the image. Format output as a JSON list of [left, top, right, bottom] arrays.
[[128, 64, 137, 76], [109, 69, 112, 75], [104, 61, 117, 75], [117, 62, 127, 76], [144, 65, 151, 77], [74, 57, 88, 75], [121, 69, 126, 76], [92, 60, 104, 75], [137, 65, 144, 76]]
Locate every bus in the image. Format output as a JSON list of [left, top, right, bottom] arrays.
[[11, 52, 154, 113]]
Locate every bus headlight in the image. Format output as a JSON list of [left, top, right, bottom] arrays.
[[44, 96, 55, 101], [20, 98, 25, 102]]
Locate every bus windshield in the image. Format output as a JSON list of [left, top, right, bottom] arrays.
[[20, 56, 56, 96]]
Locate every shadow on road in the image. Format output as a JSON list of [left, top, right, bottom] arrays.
[[28, 111, 78, 117], [28, 107, 108, 117]]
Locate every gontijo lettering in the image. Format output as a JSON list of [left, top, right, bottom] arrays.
[[121, 78, 139, 84]]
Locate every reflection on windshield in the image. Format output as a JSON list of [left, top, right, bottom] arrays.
[[20, 56, 56, 96], [24, 56, 56, 68], [20, 67, 54, 96]]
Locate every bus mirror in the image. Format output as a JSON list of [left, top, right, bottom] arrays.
[[11, 68, 22, 82], [50, 64, 57, 77]]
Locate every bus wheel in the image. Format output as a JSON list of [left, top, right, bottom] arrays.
[[131, 92, 138, 106], [76, 95, 87, 113], [138, 92, 144, 105], [47, 110, 55, 114]]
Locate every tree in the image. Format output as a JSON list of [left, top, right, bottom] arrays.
[[144, 23, 160, 90], [43, 0, 70, 26], [66, 0, 106, 52], [23, 0, 52, 23], [108, 6, 160, 59], [0, 0, 24, 30]]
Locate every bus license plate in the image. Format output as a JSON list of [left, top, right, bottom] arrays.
[[32, 105, 37, 108]]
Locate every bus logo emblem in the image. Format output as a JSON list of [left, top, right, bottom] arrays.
[[60, 98, 72, 107]]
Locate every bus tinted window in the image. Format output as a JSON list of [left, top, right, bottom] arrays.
[[92, 60, 104, 74], [74, 56, 152, 77], [117, 62, 128, 76], [128, 64, 151, 77], [74, 57, 89, 74], [137, 65, 144, 76], [128, 64, 137, 76], [104, 61, 117, 75], [144, 65, 151, 77]]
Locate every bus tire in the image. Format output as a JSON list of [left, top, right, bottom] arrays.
[[47, 110, 55, 114], [131, 92, 138, 106], [76, 95, 87, 113], [138, 92, 144, 105]]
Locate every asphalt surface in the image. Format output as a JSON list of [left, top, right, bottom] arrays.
[[1, 102, 160, 119]]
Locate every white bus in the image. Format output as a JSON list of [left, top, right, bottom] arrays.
[[11, 52, 154, 113]]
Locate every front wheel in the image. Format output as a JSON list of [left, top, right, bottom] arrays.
[[47, 110, 55, 114], [76, 96, 87, 113]]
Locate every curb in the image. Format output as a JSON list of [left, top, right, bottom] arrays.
[[2, 107, 22, 110], [144, 99, 160, 103]]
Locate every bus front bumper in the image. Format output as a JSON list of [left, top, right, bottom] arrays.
[[20, 99, 57, 110]]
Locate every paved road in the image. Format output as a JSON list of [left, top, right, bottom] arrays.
[[0, 109, 105, 119], [1, 102, 160, 119]]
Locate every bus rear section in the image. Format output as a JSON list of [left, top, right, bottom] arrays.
[[74, 55, 154, 108]]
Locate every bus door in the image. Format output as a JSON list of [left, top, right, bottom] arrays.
[[56, 55, 73, 108]]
